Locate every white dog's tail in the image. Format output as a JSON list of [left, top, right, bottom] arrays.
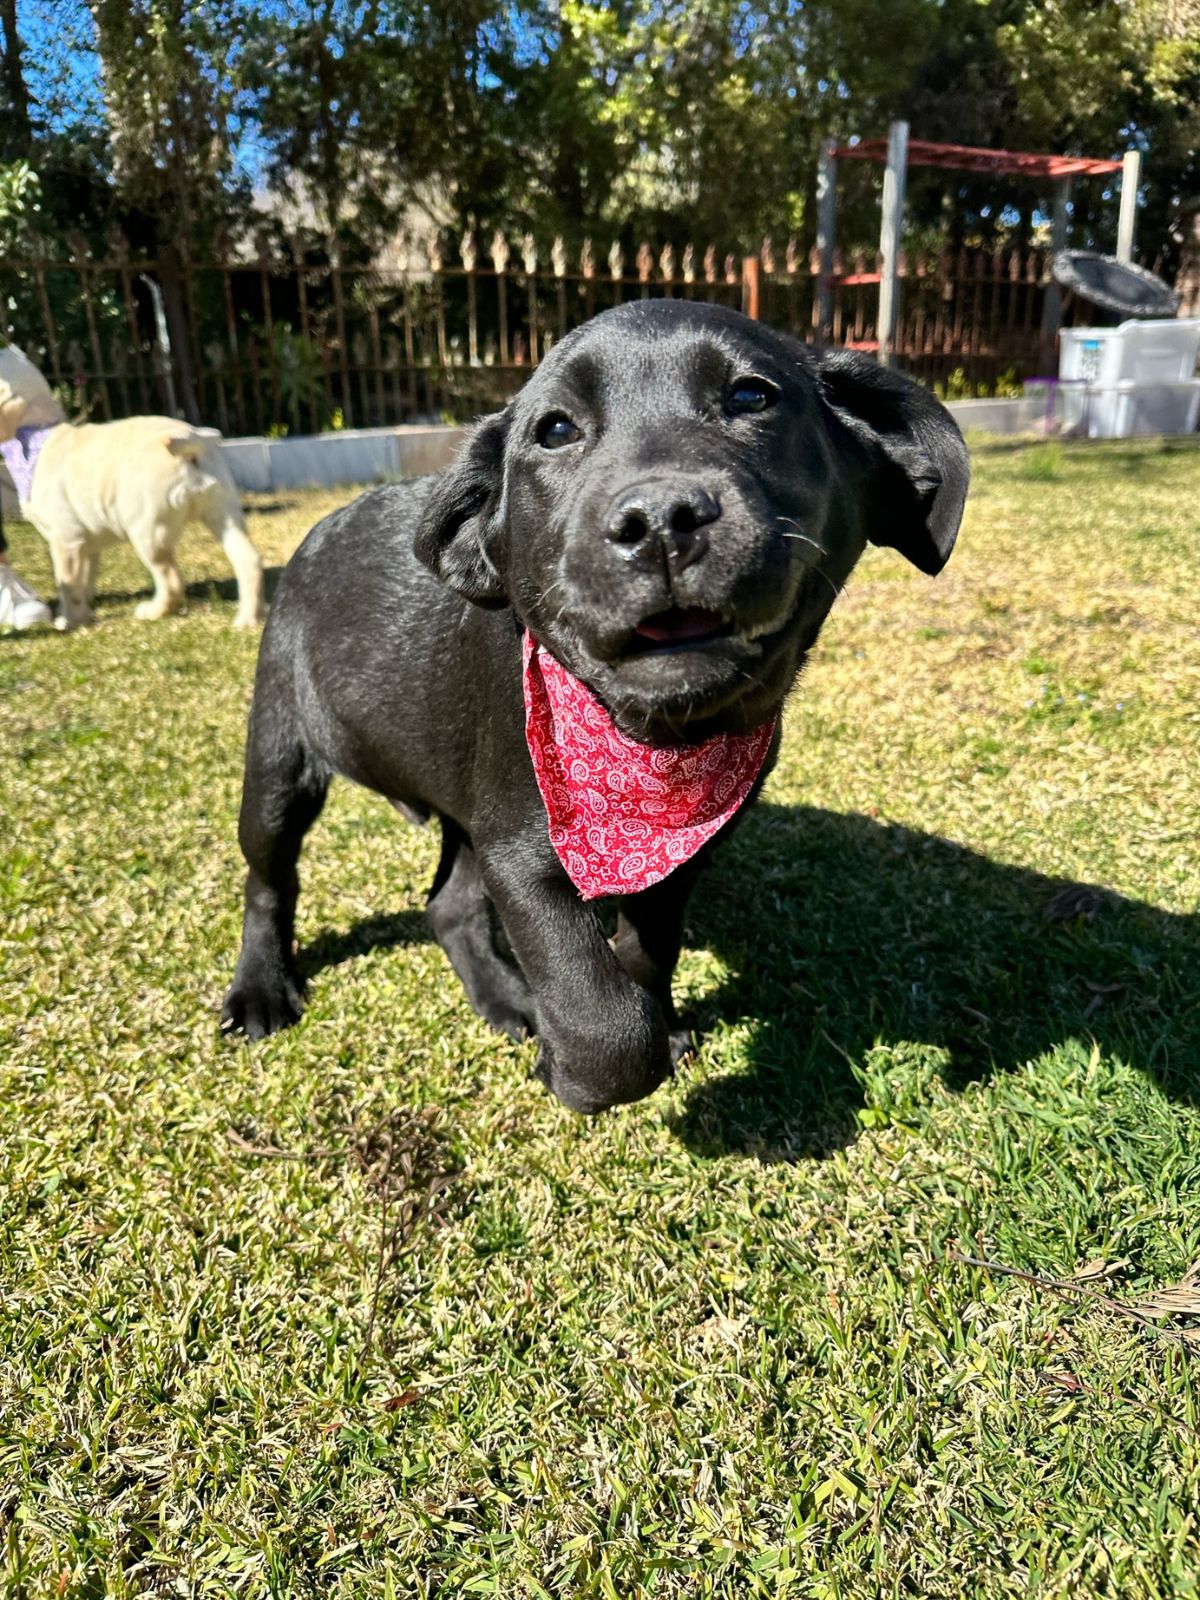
[[164, 427, 222, 464], [163, 427, 225, 508]]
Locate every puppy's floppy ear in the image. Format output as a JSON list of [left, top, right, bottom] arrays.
[[413, 411, 509, 607], [818, 350, 969, 575]]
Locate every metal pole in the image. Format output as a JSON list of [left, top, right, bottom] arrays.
[[1116, 149, 1141, 263], [877, 120, 909, 367], [816, 136, 837, 344], [1040, 177, 1072, 348], [139, 273, 179, 417]]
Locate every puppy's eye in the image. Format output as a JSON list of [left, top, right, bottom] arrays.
[[537, 414, 583, 450], [726, 377, 779, 415]]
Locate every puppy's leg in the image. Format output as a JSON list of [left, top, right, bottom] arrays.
[[205, 490, 264, 628], [426, 819, 534, 1040], [612, 863, 704, 1066], [49, 538, 96, 630], [133, 533, 185, 621], [479, 845, 673, 1114], [222, 700, 328, 1041]]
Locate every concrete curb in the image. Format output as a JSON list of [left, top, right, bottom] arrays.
[[0, 424, 468, 516], [221, 424, 469, 493], [944, 396, 1047, 434], [218, 402, 1044, 494]]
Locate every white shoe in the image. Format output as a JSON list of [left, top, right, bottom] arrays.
[[0, 562, 53, 630]]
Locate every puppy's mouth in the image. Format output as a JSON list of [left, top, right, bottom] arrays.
[[624, 606, 732, 656]]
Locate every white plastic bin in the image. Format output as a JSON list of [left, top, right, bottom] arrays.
[[1060, 318, 1200, 386], [1057, 379, 1200, 439]]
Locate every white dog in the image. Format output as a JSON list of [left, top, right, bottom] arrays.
[[0, 344, 264, 630]]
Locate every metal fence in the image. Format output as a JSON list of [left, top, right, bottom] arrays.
[[0, 229, 1079, 435]]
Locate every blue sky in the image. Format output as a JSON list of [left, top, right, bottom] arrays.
[[20, 0, 103, 127]]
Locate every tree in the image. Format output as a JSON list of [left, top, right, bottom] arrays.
[[88, 0, 250, 253], [992, 0, 1200, 261], [234, 1, 617, 251], [5, 0, 1197, 275], [225, 0, 1200, 265], [0, 0, 33, 162], [555, 0, 945, 248], [235, 0, 392, 244]]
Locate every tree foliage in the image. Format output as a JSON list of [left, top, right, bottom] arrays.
[[4, 0, 1199, 270], [88, 0, 251, 251]]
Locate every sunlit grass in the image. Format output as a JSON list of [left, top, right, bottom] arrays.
[[2, 439, 1200, 1596]]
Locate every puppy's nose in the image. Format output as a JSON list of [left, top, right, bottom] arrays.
[[606, 485, 720, 571]]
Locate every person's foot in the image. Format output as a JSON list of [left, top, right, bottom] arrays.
[[0, 562, 53, 630]]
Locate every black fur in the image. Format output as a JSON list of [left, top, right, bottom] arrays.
[[222, 301, 969, 1113]]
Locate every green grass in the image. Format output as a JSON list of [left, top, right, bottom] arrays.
[[2, 438, 1200, 1597]]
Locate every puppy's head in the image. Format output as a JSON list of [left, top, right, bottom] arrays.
[[415, 301, 968, 742]]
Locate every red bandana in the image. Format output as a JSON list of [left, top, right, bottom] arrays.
[[522, 631, 777, 900]]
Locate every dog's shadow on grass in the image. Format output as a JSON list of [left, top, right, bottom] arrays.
[[93, 566, 287, 612], [182, 567, 288, 608], [287, 802, 1199, 1166], [299, 909, 431, 980], [671, 804, 1200, 1162]]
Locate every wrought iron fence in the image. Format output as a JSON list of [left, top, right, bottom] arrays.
[[0, 228, 1077, 435]]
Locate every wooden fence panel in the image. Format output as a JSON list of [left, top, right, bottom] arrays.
[[0, 233, 1067, 433]]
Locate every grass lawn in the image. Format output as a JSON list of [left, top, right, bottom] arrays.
[[2, 436, 1200, 1597]]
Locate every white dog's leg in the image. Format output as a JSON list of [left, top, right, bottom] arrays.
[[82, 548, 100, 606], [134, 546, 185, 621], [50, 539, 97, 630], [207, 499, 265, 628]]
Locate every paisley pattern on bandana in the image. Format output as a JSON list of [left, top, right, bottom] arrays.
[[0, 424, 54, 504], [522, 631, 777, 900]]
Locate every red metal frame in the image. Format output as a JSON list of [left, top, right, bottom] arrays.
[[833, 138, 1122, 180]]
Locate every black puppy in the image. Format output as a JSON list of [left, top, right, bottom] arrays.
[[222, 301, 968, 1112]]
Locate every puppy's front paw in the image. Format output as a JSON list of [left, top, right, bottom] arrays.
[[220, 970, 304, 1041], [233, 610, 264, 630], [531, 1001, 673, 1115]]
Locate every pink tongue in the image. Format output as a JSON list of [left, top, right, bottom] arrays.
[[635, 607, 723, 643]]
